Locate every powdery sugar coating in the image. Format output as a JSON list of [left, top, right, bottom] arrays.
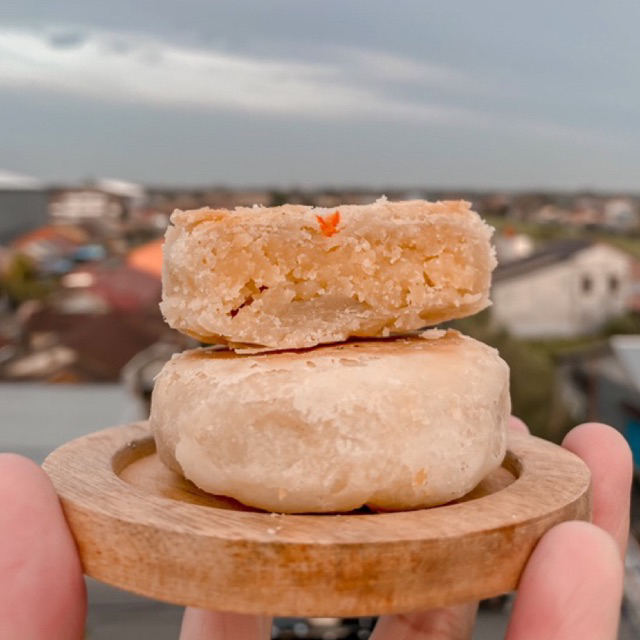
[[160, 199, 496, 351]]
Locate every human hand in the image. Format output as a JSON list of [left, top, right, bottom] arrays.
[[371, 419, 632, 640], [0, 451, 270, 640], [0, 420, 631, 640]]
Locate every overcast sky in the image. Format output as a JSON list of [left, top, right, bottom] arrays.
[[1, 1, 639, 191]]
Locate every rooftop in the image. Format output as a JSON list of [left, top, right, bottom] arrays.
[[494, 238, 593, 283], [127, 239, 163, 278], [0, 170, 43, 191], [0, 382, 140, 462]]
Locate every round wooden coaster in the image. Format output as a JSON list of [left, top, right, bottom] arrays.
[[43, 422, 592, 617]]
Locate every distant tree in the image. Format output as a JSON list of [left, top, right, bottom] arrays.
[[269, 191, 289, 207], [1, 254, 53, 306], [449, 311, 572, 441], [601, 311, 640, 336]]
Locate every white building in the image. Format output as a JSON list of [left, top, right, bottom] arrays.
[[95, 178, 147, 213], [603, 198, 639, 232], [0, 170, 48, 242], [492, 240, 633, 338], [49, 188, 127, 224], [493, 231, 535, 264]]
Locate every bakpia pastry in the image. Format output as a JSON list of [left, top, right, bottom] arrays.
[[160, 199, 496, 351], [150, 330, 510, 514]]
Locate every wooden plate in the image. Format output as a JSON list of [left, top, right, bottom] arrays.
[[43, 422, 592, 617]]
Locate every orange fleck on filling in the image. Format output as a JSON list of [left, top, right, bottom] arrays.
[[315, 211, 341, 237]]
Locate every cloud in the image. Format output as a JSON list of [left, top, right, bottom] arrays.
[[0, 25, 608, 144], [100, 36, 134, 56], [47, 30, 88, 49], [340, 48, 469, 87], [0, 26, 435, 117]]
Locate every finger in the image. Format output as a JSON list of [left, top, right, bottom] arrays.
[[370, 416, 527, 640], [562, 422, 632, 555], [179, 608, 272, 640], [509, 416, 529, 434], [506, 521, 623, 640], [371, 603, 477, 640], [0, 454, 86, 640]]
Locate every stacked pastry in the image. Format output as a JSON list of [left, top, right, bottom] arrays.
[[150, 198, 511, 513]]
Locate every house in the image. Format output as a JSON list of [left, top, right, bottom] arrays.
[[146, 187, 272, 214], [0, 170, 48, 242], [610, 335, 640, 473], [531, 204, 567, 225], [628, 261, 640, 313], [59, 263, 161, 313], [1, 255, 167, 382], [2, 306, 169, 382], [9, 225, 98, 275], [493, 228, 535, 264], [492, 239, 632, 338], [555, 335, 640, 473], [603, 198, 639, 232], [0, 381, 141, 462], [94, 178, 147, 212], [49, 187, 130, 226], [127, 239, 163, 278]]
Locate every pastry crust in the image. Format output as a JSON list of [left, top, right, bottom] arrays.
[[160, 199, 496, 351], [149, 330, 510, 513]]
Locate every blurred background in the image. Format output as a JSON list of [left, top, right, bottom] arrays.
[[2, 1, 640, 638]]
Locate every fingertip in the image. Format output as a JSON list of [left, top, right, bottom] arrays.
[[537, 521, 622, 581], [0, 453, 62, 532], [0, 453, 57, 500], [561, 422, 632, 555], [508, 416, 529, 434], [180, 609, 272, 640], [0, 453, 87, 640], [506, 521, 623, 640], [563, 422, 633, 466], [0, 452, 47, 478]]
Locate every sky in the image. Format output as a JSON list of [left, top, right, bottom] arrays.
[[1, 1, 639, 191]]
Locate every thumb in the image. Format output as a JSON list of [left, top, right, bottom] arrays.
[[0, 454, 87, 640], [371, 602, 478, 640], [179, 609, 272, 640], [505, 521, 623, 640]]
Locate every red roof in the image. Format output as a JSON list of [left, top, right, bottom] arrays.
[[127, 239, 163, 278], [69, 264, 161, 312], [12, 226, 88, 251], [24, 308, 169, 381]]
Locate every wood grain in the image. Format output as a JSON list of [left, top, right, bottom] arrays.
[[43, 423, 592, 617]]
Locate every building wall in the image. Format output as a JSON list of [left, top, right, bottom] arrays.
[[492, 244, 631, 338], [49, 189, 127, 223], [0, 190, 48, 242], [492, 261, 576, 337], [590, 371, 640, 470], [0, 382, 140, 463], [572, 244, 630, 331]]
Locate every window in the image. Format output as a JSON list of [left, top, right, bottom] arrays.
[[609, 275, 619, 293]]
